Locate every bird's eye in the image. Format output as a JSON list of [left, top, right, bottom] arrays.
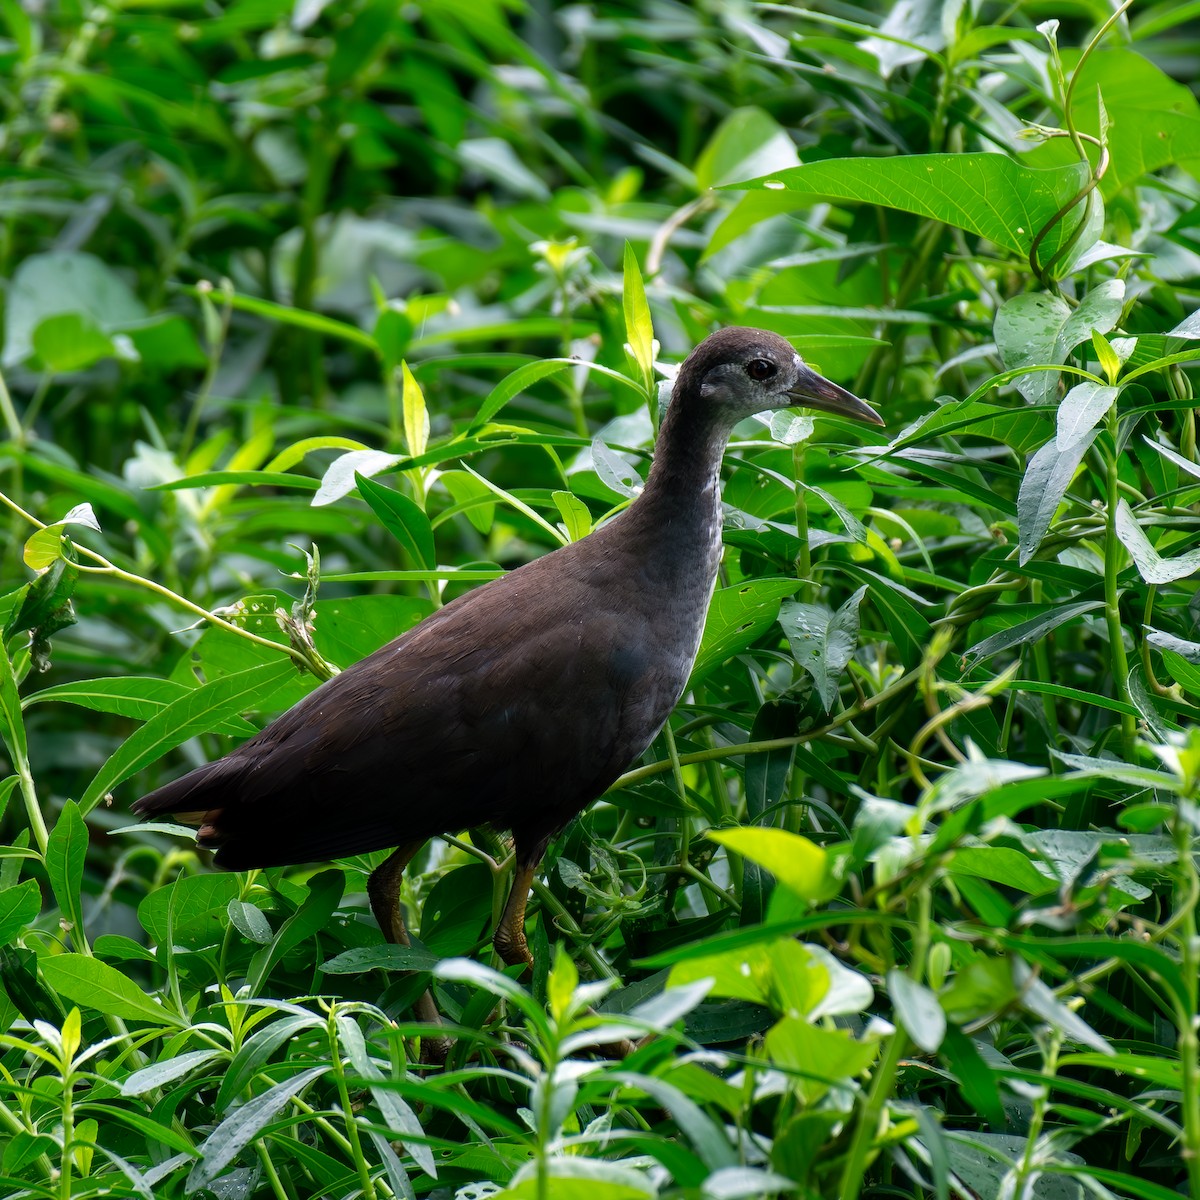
[[745, 358, 776, 381]]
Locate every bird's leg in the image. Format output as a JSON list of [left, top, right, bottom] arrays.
[[493, 859, 539, 968], [368, 841, 450, 1064]]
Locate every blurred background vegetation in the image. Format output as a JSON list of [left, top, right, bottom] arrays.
[[1, 0, 1200, 1197]]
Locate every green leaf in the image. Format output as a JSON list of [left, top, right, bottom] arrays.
[[622, 242, 654, 384], [187, 1066, 328, 1190], [1017, 431, 1098, 564], [709, 827, 833, 901], [763, 1017, 878, 1104], [442, 469, 497, 534], [835, 564, 932, 667], [39, 954, 187, 1026], [939, 1027, 1006, 1128], [735, 154, 1089, 260], [3, 251, 147, 368], [1114, 500, 1200, 585], [1056, 382, 1118, 452], [694, 106, 800, 192], [120, 1049, 225, 1097], [31, 312, 117, 372], [0, 880, 40, 944], [994, 282, 1124, 406], [355, 473, 435, 569], [22, 503, 99, 570], [138, 874, 241, 947], [0, 645, 27, 765], [552, 490, 592, 541], [45, 801, 87, 943], [888, 971, 946, 1053], [963, 600, 1103, 669], [468, 358, 574, 432], [400, 360, 429, 460], [1066, 48, 1200, 197], [321, 945, 440, 973], [23, 675, 254, 734], [80, 659, 298, 814], [691, 579, 799, 681], [778, 586, 865, 710]]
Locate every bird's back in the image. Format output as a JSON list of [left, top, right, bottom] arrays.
[[133, 510, 709, 869]]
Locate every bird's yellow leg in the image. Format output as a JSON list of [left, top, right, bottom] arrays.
[[368, 841, 450, 1063], [493, 860, 538, 968]]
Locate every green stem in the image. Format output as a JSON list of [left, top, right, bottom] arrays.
[[328, 1011, 378, 1200], [1173, 807, 1200, 1198], [837, 1024, 907, 1200], [1102, 417, 1135, 747], [793, 441, 812, 598]]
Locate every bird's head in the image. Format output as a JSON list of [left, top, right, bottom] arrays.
[[674, 327, 884, 428]]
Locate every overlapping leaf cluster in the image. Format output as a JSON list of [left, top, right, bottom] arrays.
[[0, 1, 1198, 1198]]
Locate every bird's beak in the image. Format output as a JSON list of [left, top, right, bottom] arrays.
[[787, 363, 884, 426]]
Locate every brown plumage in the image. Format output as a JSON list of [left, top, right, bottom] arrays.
[[133, 327, 883, 973]]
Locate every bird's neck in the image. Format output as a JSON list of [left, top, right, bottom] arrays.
[[615, 402, 732, 579]]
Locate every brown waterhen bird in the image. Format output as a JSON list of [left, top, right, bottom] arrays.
[[133, 328, 882, 977]]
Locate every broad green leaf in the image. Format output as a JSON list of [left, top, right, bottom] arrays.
[[3, 251, 147, 368], [709, 827, 833, 901], [31, 312, 117, 372], [948, 847, 1056, 895], [0, 880, 40, 944], [314, 594, 430, 665], [763, 1017, 878, 1104], [1066, 47, 1200, 196], [22, 503, 100, 570], [622, 242, 654, 384], [1017, 431, 1097, 564], [778, 585, 865, 710], [994, 281, 1124, 405], [590, 438, 642, 499], [45, 801, 87, 942], [1056, 382, 1118, 452], [39, 954, 187, 1026], [355, 473, 435, 568], [502, 1162, 655, 1200], [694, 106, 800, 192], [735, 154, 1088, 260], [138, 874, 241, 947], [247, 870, 344, 994], [1114, 500, 1200, 584], [691, 579, 799, 681], [79, 659, 298, 813], [835, 564, 932, 667], [939, 1027, 1006, 1129], [668, 940, 828, 1012], [442, 469, 497, 533], [187, 1066, 328, 1190]]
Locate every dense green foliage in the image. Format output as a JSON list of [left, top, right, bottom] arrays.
[[2, 0, 1200, 1196]]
